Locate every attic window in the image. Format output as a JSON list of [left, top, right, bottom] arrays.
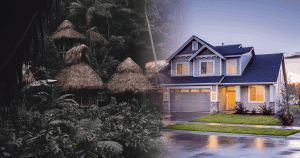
[[192, 41, 198, 51]]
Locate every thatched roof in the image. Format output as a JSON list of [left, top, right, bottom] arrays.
[[107, 72, 154, 94], [64, 44, 89, 64], [86, 27, 107, 43], [22, 70, 36, 84], [51, 20, 85, 40], [55, 61, 104, 91], [57, 20, 75, 31], [116, 57, 143, 74], [145, 60, 168, 79]]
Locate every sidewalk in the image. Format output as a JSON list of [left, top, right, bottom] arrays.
[[162, 120, 300, 140]]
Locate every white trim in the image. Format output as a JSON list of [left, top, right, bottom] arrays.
[[248, 85, 266, 103], [270, 85, 274, 102], [166, 36, 196, 62], [235, 86, 240, 102], [238, 44, 242, 48], [175, 54, 193, 58], [220, 58, 222, 75], [188, 45, 206, 61], [224, 55, 242, 57], [239, 57, 242, 75], [216, 85, 219, 101], [220, 82, 276, 85], [176, 62, 190, 76], [219, 76, 226, 84], [196, 55, 218, 59], [226, 59, 238, 75], [192, 41, 198, 51], [193, 59, 195, 76], [206, 46, 225, 59], [199, 60, 215, 75], [161, 83, 219, 86]]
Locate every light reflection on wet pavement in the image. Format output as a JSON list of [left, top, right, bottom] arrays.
[[160, 131, 300, 158]]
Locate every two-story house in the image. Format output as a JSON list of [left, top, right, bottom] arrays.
[[157, 35, 287, 113]]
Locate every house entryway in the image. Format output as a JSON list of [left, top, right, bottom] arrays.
[[219, 86, 236, 111]]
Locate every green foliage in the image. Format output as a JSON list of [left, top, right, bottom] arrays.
[[258, 102, 273, 115], [234, 102, 248, 114], [251, 108, 256, 115]]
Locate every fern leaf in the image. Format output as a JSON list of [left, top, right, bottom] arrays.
[[97, 141, 123, 155], [49, 120, 62, 125]]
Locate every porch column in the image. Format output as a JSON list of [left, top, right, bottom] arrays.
[[270, 85, 275, 113], [235, 86, 240, 102]]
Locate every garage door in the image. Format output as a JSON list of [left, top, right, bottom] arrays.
[[170, 89, 210, 112]]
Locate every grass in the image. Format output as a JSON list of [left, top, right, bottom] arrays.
[[290, 105, 300, 109], [164, 124, 300, 136], [189, 114, 280, 125]]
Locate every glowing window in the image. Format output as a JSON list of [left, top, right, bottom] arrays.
[[191, 89, 200, 92], [227, 60, 236, 74], [249, 85, 265, 102], [177, 63, 188, 74], [158, 90, 163, 92], [201, 61, 213, 74], [181, 89, 189, 92], [201, 89, 210, 92]]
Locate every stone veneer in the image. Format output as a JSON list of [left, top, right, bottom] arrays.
[[210, 101, 220, 113]]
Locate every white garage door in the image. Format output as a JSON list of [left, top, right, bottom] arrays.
[[170, 89, 210, 112]]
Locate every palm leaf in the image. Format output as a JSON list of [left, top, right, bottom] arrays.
[[97, 141, 123, 155]]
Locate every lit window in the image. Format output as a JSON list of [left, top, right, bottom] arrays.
[[227, 60, 236, 74], [201, 89, 210, 92], [181, 89, 189, 92], [177, 63, 189, 74], [249, 85, 265, 102], [191, 89, 200, 92], [158, 90, 163, 92], [201, 61, 213, 74], [192, 41, 198, 51]]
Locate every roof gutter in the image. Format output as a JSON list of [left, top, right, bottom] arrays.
[[219, 82, 276, 85], [160, 83, 220, 86]]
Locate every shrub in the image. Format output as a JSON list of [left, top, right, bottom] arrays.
[[251, 109, 256, 115], [275, 108, 294, 125], [234, 102, 248, 114], [259, 102, 273, 115]]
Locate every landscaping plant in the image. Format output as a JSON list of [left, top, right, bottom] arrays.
[[234, 102, 248, 114], [259, 102, 273, 115], [251, 109, 256, 115]]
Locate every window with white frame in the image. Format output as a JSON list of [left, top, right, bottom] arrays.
[[200, 61, 214, 74], [177, 63, 189, 74], [249, 85, 265, 102], [227, 60, 237, 74], [192, 41, 198, 51]]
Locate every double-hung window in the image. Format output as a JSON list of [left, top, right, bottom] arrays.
[[249, 85, 265, 102], [177, 63, 189, 74], [227, 60, 237, 74], [200, 61, 214, 75]]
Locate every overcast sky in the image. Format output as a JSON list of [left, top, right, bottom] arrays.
[[165, 0, 300, 83]]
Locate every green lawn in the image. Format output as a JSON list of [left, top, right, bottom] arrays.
[[189, 114, 280, 125], [290, 105, 300, 109], [164, 124, 300, 136]]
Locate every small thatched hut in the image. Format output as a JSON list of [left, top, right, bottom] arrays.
[[55, 44, 104, 107], [107, 57, 153, 106], [86, 27, 107, 44], [51, 20, 86, 54]]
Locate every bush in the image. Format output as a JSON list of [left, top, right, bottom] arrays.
[[275, 108, 294, 125], [251, 109, 256, 115], [234, 102, 248, 114], [259, 102, 273, 115]]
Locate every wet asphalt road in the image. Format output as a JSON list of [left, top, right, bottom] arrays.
[[160, 112, 300, 158]]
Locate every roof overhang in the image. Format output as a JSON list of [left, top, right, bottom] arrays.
[[160, 82, 276, 86], [166, 35, 225, 62], [219, 82, 276, 85], [188, 44, 225, 61]]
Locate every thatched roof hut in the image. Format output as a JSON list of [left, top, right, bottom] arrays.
[[86, 27, 107, 43], [51, 20, 85, 40], [107, 57, 153, 94], [22, 69, 36, 84], [55, 61, 104, 92], [64, 44, 90, 65]]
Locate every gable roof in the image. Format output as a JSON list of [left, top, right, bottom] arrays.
[[166, 35, 225, 62], [221, 53, 283, 83], [214, 46, 253, 56]]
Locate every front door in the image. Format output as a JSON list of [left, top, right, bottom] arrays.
[[227, 86, 236, 110]]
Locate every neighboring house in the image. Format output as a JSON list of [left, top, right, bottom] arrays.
[[157, 35, 287, 113]]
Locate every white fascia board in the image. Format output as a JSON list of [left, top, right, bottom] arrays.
[[168, 86, 212, 89], [224, 55, 242, 57], [219, 82, 276, 85], [161, 83, 219, 86], [218, 75, 225, 84], [188, 45, 206, 61], [193, 36, 225, 59], [166, 36, 195, 62]]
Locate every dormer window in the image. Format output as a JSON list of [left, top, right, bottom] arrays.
[[200, 61, 214, 75], [227, 60, 237, 74], [192, 41, 198, 51], [177, 63, 189, 74]]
